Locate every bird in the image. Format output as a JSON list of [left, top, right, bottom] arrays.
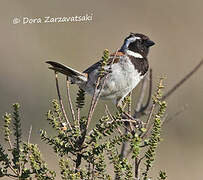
[[46, 33, 155, 107]]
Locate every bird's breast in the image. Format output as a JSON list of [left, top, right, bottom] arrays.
[[99, 57, 145, 100]]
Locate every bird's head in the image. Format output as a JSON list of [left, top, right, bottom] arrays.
[[120, 33, 155, 57]]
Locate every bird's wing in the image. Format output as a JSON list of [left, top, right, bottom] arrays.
[[83, 61, 102, 74], [83, 53, 124, 74]]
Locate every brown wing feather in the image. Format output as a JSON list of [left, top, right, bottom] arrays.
[[83, 52, 125, 74]]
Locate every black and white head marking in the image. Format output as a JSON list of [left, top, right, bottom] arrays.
[[120, 34, 141, 51], [120, 33, 140, 52], [120, 33, 155, 58]]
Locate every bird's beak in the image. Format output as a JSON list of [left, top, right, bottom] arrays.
[[145, 40, 155, 47]]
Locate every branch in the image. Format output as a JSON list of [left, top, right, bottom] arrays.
[[27, 125, 32, 144], [105, 105, 122, 135], [86, 76, 102, 130], [120, 128, 128, 158], [135, 69, 152, 112], [54, 72, 72, 130], [133, 69, 152, 118], [162, 59, 203, 100], [127, 92, 132, 114], [66, 78, 76, 121], [140, 103, 156, 139], [140, 68, 153, 112]]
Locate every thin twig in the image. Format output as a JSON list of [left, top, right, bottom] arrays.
[[162, 59, 203, 100], [54, 72, 72, 130], [111, 120, 132, 133], [141, 68, 153, 111], [135, 70, 150, 112], [110, 48, 120, 66], [120, 127, 128, 158], [27, 125, 32, 144], [116, 127, 123, 135], [8, 163, 18, 176], [117, 119, 143, 123], [92, 158, 95, 180], [77, 108, 80, 126], [105, 105, 114, 121], [140, 103, 156, 139], [88, 162, 91, 180], [7, 137, 13, 150], [91, 75, 109, 124], [121, 112, 134, 132], [126, 92, 134, 132], [127, 92, 132, 114], [135, 157, 140, 179], [134, 69, 153, 118], [135, 78, 147, 112], [86, 77, 102, 130], [137, 156, 145, 164], [145, 103, 155, 129], [105, 105, 122, 135], [135, 155, 145, 178], [66, 78, 76, 121], [4, 173, 18, 179]]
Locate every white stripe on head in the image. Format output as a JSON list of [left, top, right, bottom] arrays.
[[128, 36, 141, 42], [126, 50, 143, 58], [120, 36, 141, 51], [126, 36, 141, 46]]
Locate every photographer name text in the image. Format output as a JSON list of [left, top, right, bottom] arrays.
[[13, 13, 93, 25]]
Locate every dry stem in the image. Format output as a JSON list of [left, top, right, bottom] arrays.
[[54, 72, 72, 130], [27, 125, 32, 144], [66, 78, 76, 121]]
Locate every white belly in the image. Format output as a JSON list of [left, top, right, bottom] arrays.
[[100, 59, 143, 100]]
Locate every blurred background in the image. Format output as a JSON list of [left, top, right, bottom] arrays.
[[0, 0, 203, 179]]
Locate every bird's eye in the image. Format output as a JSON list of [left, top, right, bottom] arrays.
[[137, 39, 142, 44]]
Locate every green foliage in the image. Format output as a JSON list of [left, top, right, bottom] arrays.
[[131, 133, 141, 159], [76, 88, 86, 109], [158, 170, 167, 180], [12, 104, 22, 173], [3, 113, 12, 144], [99, 49, 110, 77], [0, 103, 55, 179], [106, 141, 133, 180], [0, 51, 168, 179], [24, 143, 56, 179], [143, 78, 167, 180], [0, 144, 10, 178], [59, 158, 81, 180]]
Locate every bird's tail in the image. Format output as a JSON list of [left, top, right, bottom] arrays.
[[46, 61, 88, 84]]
